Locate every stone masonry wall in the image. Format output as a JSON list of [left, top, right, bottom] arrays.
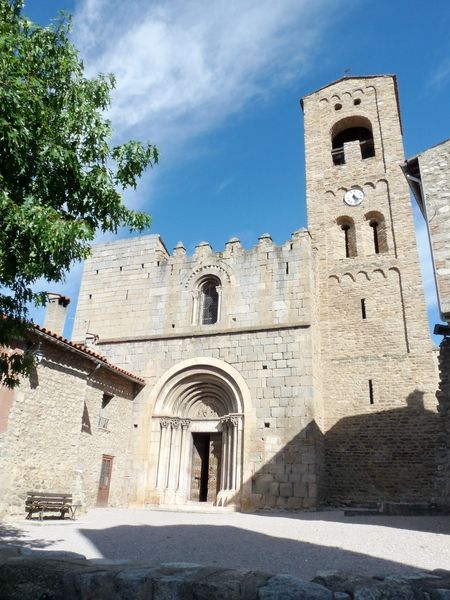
[[302, 75, 439, 504], [72, 230, 312, 342], [416, 140, 450, 509], [75, 370, 135, 510], [73, 227, 321, 510], [417, 140, 450, 320], [99, 324, 320, 511], [70, 74, 440, 510], [0, 337, 136, 516], [0, 341, 85, 515], [325, 353, 439, 504]]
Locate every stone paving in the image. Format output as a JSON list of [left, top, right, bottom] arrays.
[[2, 508, 450, 580]]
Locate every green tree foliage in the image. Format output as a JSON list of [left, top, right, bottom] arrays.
[[0, 0, 159, 387]]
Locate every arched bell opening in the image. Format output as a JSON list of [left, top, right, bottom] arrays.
[[331, 115, 375, 165], [150, 364, 245, 508]]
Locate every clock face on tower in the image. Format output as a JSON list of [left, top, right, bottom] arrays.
[[344, 188, 364, 207]]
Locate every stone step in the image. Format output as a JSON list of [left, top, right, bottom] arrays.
[[344, 502, 446, 517]]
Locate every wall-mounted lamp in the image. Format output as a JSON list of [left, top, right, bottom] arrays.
[[31, 342, 45, 364], [434, 324, 450, 337]]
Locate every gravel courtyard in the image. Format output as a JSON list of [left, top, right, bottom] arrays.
[[2, 508, 450, 580]]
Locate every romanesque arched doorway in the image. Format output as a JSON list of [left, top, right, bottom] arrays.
[[148, 359, 248, 508]]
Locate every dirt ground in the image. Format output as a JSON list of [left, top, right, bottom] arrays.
[[2, 508, 450, 580]]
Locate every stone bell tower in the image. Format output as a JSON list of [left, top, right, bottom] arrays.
[[301, 75, 439, 505]]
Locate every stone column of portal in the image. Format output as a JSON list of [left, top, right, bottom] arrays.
[[227, 419, 234, 490], [220, 419, 229, 492], [176, 420, 191, 501], [167, 419, 181, 494], [230, 416, 240, 491], [235, 416, 243, 494], [156, 419, 170, 491]]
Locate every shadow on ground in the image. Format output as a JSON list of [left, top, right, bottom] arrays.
[[79, 523, 441, 580], [0, 523, 55, 549], [254, 510, 450, 535]]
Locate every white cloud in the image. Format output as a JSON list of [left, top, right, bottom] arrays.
[[215, 176, 235, 195], [72, 0, 339, 152], [428, 57, 450, 89], [53, 0, 342, 337]]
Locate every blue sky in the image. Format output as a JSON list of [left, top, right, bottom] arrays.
[[23, 0, 450, 340]]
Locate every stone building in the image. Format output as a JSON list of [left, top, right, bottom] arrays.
[[70, 74, 439, 511], [402, 139, 450, 322], [0, 294, 144, 515], [403, 139, 450, 508]]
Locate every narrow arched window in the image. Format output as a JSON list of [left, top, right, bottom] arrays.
[[200, 278, 220, 324], [370, 220, 380, 254], [337, 217, 357, 258], [331, 116, 375, 165], [365, 211, 388, 254], [342, 224, 351, 257]]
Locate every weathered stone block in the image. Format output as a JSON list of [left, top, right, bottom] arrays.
[[279, 483, 293, 497], [259, 575, 332, 600], [293, 482, 308, 498]]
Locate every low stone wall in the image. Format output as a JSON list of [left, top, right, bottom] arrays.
[[1, 545, 450, 600]]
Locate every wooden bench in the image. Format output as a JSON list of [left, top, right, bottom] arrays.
[[25, 491, 79, 521]]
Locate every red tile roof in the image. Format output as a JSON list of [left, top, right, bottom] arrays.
[[33, 324, 145, 385]]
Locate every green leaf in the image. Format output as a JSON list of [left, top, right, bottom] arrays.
[[0, 0, 158, 387]]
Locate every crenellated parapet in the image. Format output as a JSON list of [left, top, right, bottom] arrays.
[[72, 228, 313, 342]]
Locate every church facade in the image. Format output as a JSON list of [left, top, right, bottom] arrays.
[[71, 75, 439, 511]]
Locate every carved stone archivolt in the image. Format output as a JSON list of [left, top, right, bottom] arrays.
[[184, 263, 232, 289], [150, 359, 249, 508]]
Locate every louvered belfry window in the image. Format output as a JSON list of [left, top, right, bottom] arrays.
[[201, 280, 219, 324]]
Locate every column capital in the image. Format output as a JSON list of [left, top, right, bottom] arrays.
[[180, 419, 191, 429], [221, 413, 243, 426], [160, 418, 170, 428]]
